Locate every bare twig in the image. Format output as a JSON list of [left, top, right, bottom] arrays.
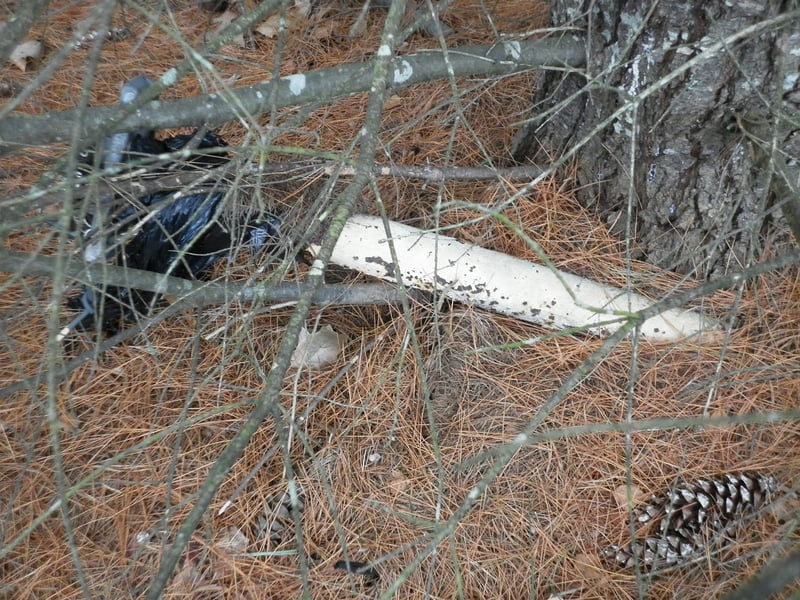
[[0, 248, 412, 309], [721, 546, 800, 600], [4, 159, 545, 223]]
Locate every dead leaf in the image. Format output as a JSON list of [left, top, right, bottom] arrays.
[[255, 14, 280, 38], [173, 558, 202, 592], [290, 325, 346, 369], [612, 483, 645, 510], [215, 526, 248, 554], [384, 94, 404, 110], [10, 40, 43, 72], [573, 552, 606, 583], [309, 20, 338, 41], [255, 0, 311, 38], [213, 10, 245, 47], [388, 470, 409, 493]]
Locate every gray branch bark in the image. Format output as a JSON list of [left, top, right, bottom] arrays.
[[0, 249, 411, 308], [0, 38, 585, 154]]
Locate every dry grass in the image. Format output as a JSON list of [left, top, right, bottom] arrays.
[[1, 1, 798, 599]]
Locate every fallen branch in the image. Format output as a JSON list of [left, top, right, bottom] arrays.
[[0, 248, 412, 308], [311, 215, 722, 342], [0, 38, 585, 153], [3, 159, 546, 229], [6, 159, 544, 219], [341, 162, 545, 182]]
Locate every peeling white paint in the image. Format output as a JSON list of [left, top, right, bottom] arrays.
[[283, 73, 306, 96], [392, 59, 413, 84], [377, 44, 391, 57]]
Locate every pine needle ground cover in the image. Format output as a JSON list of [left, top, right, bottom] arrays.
[[1, 1, 798, 599]]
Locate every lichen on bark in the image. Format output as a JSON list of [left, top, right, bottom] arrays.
[[511, 0, 800, 277]]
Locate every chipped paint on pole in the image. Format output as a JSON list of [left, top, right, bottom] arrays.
[[321, 215, 720, 342]]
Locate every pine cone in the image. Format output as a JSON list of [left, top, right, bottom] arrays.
[[605, 473, 779, 569]]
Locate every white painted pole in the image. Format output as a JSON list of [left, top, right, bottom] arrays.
[[312, 215, 721, 342]]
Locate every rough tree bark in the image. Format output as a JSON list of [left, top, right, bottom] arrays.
[[511, 0, 800, 277]]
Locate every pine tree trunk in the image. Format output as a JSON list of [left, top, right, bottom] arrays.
[[511, 0, 800, 277]]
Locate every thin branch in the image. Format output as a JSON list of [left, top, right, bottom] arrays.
[[0, 248, 412, 308], [353, 162, 545, 181], [4, 160, 545, 222], [721, 546, 800, 600]]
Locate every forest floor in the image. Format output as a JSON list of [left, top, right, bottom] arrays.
[[0, 1, 798, 599]]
